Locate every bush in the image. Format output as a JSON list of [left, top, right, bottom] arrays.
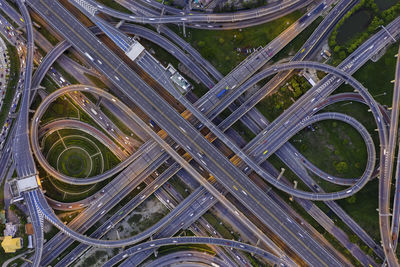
[[197, 41, 205, 47], [335, 161, 348, 173], [346, 195, 357, 204], [349, 234, 359, 244]]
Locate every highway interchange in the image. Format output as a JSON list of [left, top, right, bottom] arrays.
[[1, 0, 400, 266]]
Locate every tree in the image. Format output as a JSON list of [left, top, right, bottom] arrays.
[[293, 87, 302, 98], [218, 38, 225, 44], [338, 50, 347, 60], [349, 234, 359, 244], [346, 195, 356, 204], [335, 161, 348, 173], [197, 41, 205, 47]]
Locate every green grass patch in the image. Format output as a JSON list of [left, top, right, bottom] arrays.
[[40, 128, 120, 201], [329, 0, 400, 65], [169, 175, 191, 198], [95, 0, 132, 13], [41, 74, 60, 93], [232, 119, 256, 143], [256, 74, 311, 121], [40, 96, 79, 124], [291, 119, 367, 180], [336, 42, 399, 106], [99, 104, 140, 140], [32, 18, 60, 46], [273, 16, 323, 62], [53, 62, 79, 84], [338, 179, 380, 241], [0, 36, 19, 126], [57, 147, 93, 177], [180, 10, 303, 75], [84, 73, 108, 89]]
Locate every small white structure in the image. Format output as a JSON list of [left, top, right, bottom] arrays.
[[167, 64, 192, 94], [27, 235, 33, 249], [16, 175, 38, 193], [125, 42, 145, 61]]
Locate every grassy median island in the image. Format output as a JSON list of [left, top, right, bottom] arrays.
[[40, 96, 79, 124], [291, 119, 367, 180], [0, 36, 19, 127], [256, 74, 312, 121], [40, 129, 120, 202], [57, 147, 92, 177]]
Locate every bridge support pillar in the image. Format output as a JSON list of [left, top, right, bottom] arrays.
[[251, 239, 260, 256], [277, 168, 285, 180], [9, 113, 17, 119], [96, 96, 102, 107], [182, 22, 186, 37], [116, 20, 125, 29]]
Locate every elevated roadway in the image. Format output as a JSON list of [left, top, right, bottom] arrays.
[[28, 0, 365, 191], [34, 86, 285, 266], [216, 0, 357, 132], [29, 0, 357, 189], [31, 85, 288, 266], [30, 86, 163, 185], [13, 0, 36, 178], [26, 6, 382, 266], [79, 0, 313, 29], [384, 45, 400, 262], [144, 251, 228, 267], [27, 79, 324, 266], [27, 188, 287, 267], [12, 2, 43, 267], [39, 119, 127, 160], [26, 2, 343, 264], [18, 1, 388, 266], [100, 234, 287, 266], [162, 60, 378, 200]]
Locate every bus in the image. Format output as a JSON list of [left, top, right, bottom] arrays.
[[217, 87, 228, 98]]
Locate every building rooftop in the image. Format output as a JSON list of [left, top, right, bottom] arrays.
[[125, 41, 145, 61], [3, 223, 16, 237], [25, 223, 34, 235], [1, 236, 22, 253], [16, 175, 38, 193]]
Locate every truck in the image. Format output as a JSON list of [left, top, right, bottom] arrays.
[[84, 52, 94, 61], [90, 108, 98, 115], [216, 88, 228, 98]]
